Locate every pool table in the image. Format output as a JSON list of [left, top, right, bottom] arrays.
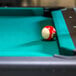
[[0, 7, 76, 76]]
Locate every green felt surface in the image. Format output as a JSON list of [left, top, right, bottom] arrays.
[[0, 8, 59, 56], [52, 10, 75, 55]]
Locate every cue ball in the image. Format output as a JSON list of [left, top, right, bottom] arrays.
[[41, 26, 56, 40]]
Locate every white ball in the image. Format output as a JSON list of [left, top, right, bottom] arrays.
[[41, 28, 50, 39]]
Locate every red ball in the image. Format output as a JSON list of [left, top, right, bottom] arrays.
[[41, 26, 56, 40]]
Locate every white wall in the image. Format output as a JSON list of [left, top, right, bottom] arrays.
[[21, 0, 76, 7]]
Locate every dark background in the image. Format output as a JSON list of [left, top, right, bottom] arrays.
[[0, 0, 22, 7]]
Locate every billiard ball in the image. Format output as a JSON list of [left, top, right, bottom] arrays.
[[41, 26, 56, 40]]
